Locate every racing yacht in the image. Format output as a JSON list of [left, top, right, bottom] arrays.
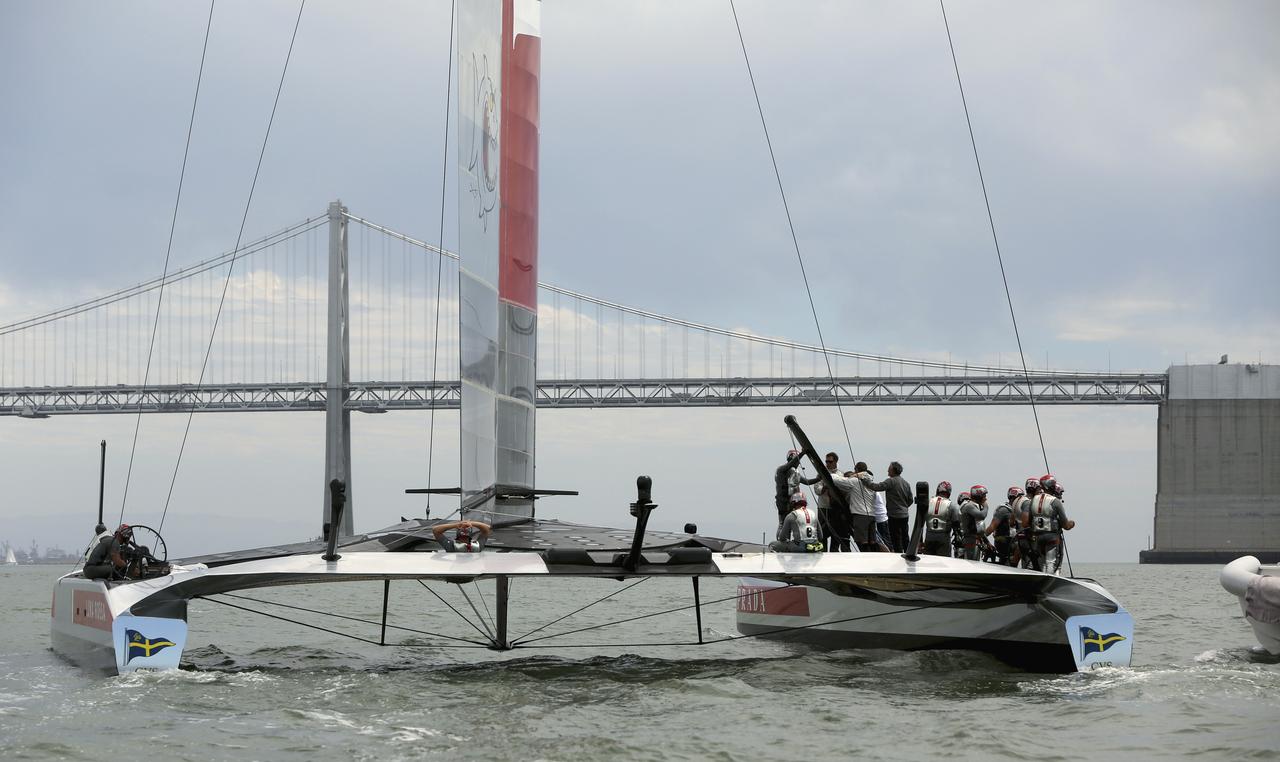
[[50, 0, 1133, 675]]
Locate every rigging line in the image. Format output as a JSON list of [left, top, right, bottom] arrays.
[[117, 0, 216, 526], [939, 0, 1049, 473], [474, 579, 496, 634], [157, 0, 307, 534], [458, 582, 496, 641], [199, 595, 490, 648], [511, 577, 649, 644], [728, 0, 854, 461], [425, 0, 456, 513], [516, 585, 757, 646], [211, 592, 489, 646], [416, 579, 494, 643], [519, 583, 1011, 647]]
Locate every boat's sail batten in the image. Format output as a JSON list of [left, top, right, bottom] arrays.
[[458, 0, 540, 524]]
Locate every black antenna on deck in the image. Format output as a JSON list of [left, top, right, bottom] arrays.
[[323, 479, 347, 562], [903, 481, 929, 561], [622, 476, 656, 572], [96, 440, 107, 535]]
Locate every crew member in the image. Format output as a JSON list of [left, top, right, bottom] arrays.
[[83, 524, 132, 581], [846, 463, 881, 552], [952, 491, 971, 557], [773, 449, 808, 527], [1024, 475, 1074, 572], [814, 453, 855, 552], [770, 492, 825, 553], [433, 519, 493, 552], [1014, 477, 1040, 568], [985, 487, 1022, 566], [861, 461, 913, 552], [922, 481, 957, 557], [958, 486, 989, 560]]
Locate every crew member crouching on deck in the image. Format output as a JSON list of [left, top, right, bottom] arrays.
[[770, 492, 824, 553], [433, 519, 492, 552], [83, 524, 132, 580]]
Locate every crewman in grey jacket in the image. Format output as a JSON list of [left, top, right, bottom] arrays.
[[861, 461, 913, 552]]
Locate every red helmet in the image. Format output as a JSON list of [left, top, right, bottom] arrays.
[[1025, 477, 1041, 495], [958, 491, 971, 503], [936, 480, 952, 496], [116, 523, 133, 539], [970, 485, 988, 501], [1007, 486, 1024, 502], [1052, 481, 1064, 498], [1039, 474, 1057, 494]]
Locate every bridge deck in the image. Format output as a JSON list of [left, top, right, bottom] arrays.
[[1, 374, 1166, 416]]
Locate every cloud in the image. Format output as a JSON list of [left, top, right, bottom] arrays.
[[1171, 79, 1280, 175]]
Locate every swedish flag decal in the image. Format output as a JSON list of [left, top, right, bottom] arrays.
[[126, 629, 176, 663], [1080, 626, 1126, 657], [1066, 611, 1134, 670]]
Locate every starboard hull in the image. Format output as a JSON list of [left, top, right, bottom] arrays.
[[735, 557, 1134, 673]]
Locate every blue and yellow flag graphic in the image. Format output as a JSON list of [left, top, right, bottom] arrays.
[[1080, 626, 1126, 657], [126, 629, 176, 663]]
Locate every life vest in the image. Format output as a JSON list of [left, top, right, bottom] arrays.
[[454, 535, 482, 552], [1029, 494, 1057, 532], [794, 507, 820, 543], [926, 497, 952, 534]]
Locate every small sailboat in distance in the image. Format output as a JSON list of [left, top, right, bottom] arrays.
[[3, 545, 17, 566]]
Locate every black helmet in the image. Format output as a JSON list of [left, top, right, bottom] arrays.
[[970, 485, 988, 502], [1039, 474, 1057, 495], [1025, 477, 1041, 495], [936, 480, 952, 497], [1007, 486, 1024, 502]]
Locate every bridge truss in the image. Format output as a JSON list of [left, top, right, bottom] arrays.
[[2, 373, 1166, 417]]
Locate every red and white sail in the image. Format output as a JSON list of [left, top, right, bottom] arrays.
[[457, 0, 540, 524]]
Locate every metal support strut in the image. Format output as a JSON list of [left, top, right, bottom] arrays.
[[323, 200, 354, 537], [494, 576, 511, 650]]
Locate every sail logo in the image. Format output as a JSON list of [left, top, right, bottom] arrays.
[[126, 629, 176, 663], [1079, 626, 1126, 657], [464, 51, 500, 231]]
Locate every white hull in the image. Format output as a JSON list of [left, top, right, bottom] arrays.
[[1220, 555, 1280, 655], [736, 555, 1134, 672]]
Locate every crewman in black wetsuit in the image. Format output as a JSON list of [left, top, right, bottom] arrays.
[[83, 524, 132, 581]]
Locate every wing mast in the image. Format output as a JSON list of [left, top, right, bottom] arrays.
[[457, 0, 541, 525]]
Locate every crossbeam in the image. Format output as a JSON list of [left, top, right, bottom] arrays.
[[0, 373, 1166, 416]]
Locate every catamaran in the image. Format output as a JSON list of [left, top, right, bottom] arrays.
[[50, 0, 1133, 675]]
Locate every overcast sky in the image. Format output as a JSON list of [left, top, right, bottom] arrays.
[[2, 0, 1277, 561]]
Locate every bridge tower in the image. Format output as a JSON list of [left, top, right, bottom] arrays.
[[1141, 363, 1280, 563]]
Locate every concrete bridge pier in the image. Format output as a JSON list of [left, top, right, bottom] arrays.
[[1140, 363, 1279, 563]]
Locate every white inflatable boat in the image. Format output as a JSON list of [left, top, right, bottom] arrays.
[[1220, 555, 1280, 655]]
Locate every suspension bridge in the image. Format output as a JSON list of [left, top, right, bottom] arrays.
[[0, 202, 1167, 418]]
